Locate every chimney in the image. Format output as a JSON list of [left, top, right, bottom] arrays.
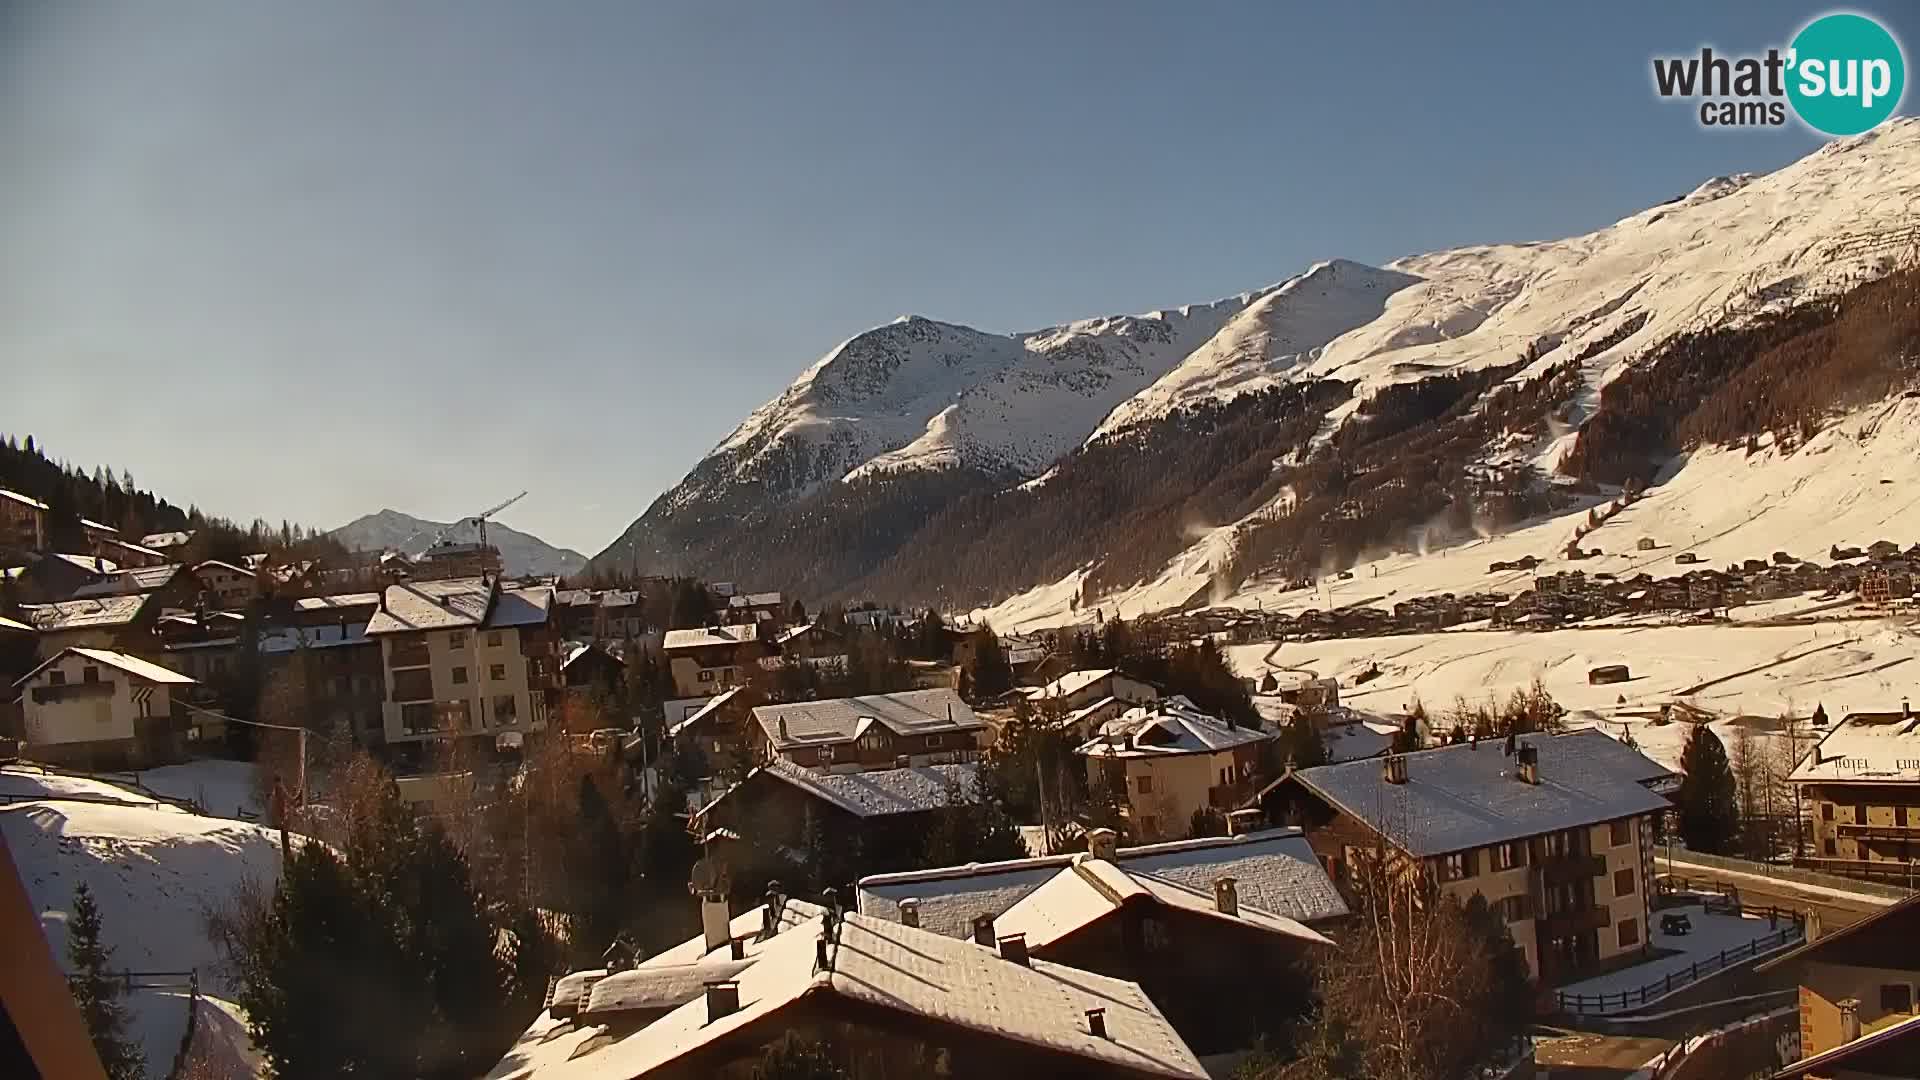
[[778, 715, 789, 741], [729, 936, 746, 961], [899, 898, 921, 929], [1214, 876, 1239, 917], [705, 980, 741, 1022], [701, 892, 731, 955], [1086, 1008, 1108, 1039], [1383, 753, 1408, 785], [971, 914, 995, 947], [1227, 808, 1264, 835], [1839, 997, 1861, 1043], [996, 933, 1030, 967], [1517, 743, 1540, 785], [1087, 827, 1118, 862]]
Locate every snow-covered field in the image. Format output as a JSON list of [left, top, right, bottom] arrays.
[[3, 765, 279, 1077]]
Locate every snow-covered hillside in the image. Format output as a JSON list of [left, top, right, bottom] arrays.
[[3, 765, 279, 1078], [332, 508, 586, 578]]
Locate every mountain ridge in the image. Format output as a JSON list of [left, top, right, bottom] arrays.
[[332, 508, 586, 578]]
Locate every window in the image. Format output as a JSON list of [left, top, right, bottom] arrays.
[[1618, 918, 1640, 947], [452, 666, 468, 685], [1611, 819, 1632, 847], [1899, 805, 1910, 827], [490, 664, 506, 681], [82, 666, 100, 683], [1822, 802, 1834, 820], [1440, 852, 1475, 881], [401, 702, 433, 734], [1136, 774, 1153, 794], [926, 734, 943, 749], [1614, 868, 1636, 896], [1825, 837, 1838, 855], [1493, 842, 1525, 871], [487, 632, 503, 647], [392, 668, 434, 701], [1881, 984, 1914, 1015], [494, 695, 517, 722], [1856, 803, 1868, 824], [448, 632, 467, 650], [699, 669, 715, 683], [1500, 895, 1532, 922], [49, 670, 66, 686]]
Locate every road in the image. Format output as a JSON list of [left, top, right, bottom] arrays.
[[1657, 855, 1903, 931]]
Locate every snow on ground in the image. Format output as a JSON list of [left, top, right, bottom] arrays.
[[1555, 903, 1797, 1013], [133, 759, 264, 820], [3, 790, 285, 1077], [0, 766, 164, 807], [1225, 619, 1920, 773]]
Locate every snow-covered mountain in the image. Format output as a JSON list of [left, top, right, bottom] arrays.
[[333, 508, 586, 578], [598, 119, 1920, 609]]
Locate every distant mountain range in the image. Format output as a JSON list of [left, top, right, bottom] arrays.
[[331, 509, 586, 578]]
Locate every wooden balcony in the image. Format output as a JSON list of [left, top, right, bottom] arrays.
[[1536, 853, 1607, 885], [1540, 904, 1610, 939]]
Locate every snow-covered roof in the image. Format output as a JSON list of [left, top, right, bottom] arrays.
[[79, 518, 116, 533], [363, 579, 550, 635], [487, 912, 1207, 1080], [0, 614, 33, 634], [68, 564, 184, 599], [15, 646, 196, 689], [1026, 667, 1116, 700], [706, 759, 982, 820], [50, 552, 115, 575], [1077, 697, 1271, 759], [258, 623, 370, 653], [488, 586, 555, 629], [662, 686, 744, 741], [753, 688, 981, 749], [292, 592, 380, 612], [727, 591, 782, 608], [192, 559, 256, 578], [0, 488, 49, 511], [858, 827, 1347, 935], [660, 625, 758, 650], [21, 594, 150, 631], [995, 856, 1332, 951], [1287, 729, 1674, 858], [1789, 710, 1920, 784], [581, 959, 756, 1018], [638, 898, 827, 967], [776, 620, 841, 645], [139, 530, 192, 549]]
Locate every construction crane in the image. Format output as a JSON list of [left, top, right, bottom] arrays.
[[420, 490, 528, 556]]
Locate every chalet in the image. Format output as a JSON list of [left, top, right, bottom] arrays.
[[661, 624, 772, 700], [1253, 729, 1675, 984], [288, 592, 381, 628], [561, 642, 627, 699], [19, 594, 159, 658], [90, 534, 169, 570], [858, 824, 1349, 936], [1757, 892, 1920, 1077], [1024, 668, 1159, 712], [723, 591, 784, 624], [13, 647, 196, 769], [67, 564, 198, 609], [751, 688, 987, 771], [1270, 671, 1340, 711], [1788, 705, 1920, 883], [696, 759, 986, 878], [991, 847, 1330, 1053], [774, 621, 847, 664], [490, 905, 1209, 1080], [1868, 539, 1902, 561], [661, 686, 752, 768], [364, 577, 560, 755], [1078, 697, 1273, 842], [192, 560, 258, 610], [0, 489, 49, 552]]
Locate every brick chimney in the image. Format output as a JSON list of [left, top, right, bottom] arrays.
[[705, 980, 740, 1021], [971, 914, 995, 947], [996, 933, 1030, 967], [1087, 827, 1118, 862], [1516, 743, 1540, 785], [1086, 1008, 1108, 1038], [1383, 753, 1408, 785], [1214, 876, 1239, 916], [899, 898, 921, 928]]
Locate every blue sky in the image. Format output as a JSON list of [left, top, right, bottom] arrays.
[[1, 2, 1910, 554]]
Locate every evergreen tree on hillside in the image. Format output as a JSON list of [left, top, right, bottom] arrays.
[[967, 629, 1013, 699], [1277, 708, 1329, 769], [66, 883, 144, 1080], [1677, 725, 1741, 855]]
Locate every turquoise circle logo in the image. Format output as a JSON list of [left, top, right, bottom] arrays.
[[1787, 13, 1905, 136]]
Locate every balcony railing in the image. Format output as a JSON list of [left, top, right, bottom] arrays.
[[1540, 904, 1610, 938], [1537, 853, 1608, 885], [1835, 820, 1920, 839]]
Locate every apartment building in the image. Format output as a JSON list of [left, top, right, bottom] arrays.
[[12, 647, 196, 769], [365, 577, 559, 752], [1259, 729, 1675, 985], [1790, 705, 1920, 884], [192, 560, 258, 610], [0, 489, 48, 551], [1077, 696, 1274, 842]]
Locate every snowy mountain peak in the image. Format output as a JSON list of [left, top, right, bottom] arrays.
[[331, 509, 586, 578]]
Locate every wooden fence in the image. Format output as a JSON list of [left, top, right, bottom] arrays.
[[1554, 906, 1802, 1016]]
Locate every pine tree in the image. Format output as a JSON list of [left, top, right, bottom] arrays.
[[66, 883, 144, 1080], [1677, 725, 1741, 855], [968, 629, 1013, 699], [1278, 709, 1330, 769], [752, 1033, 848, 1079]]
